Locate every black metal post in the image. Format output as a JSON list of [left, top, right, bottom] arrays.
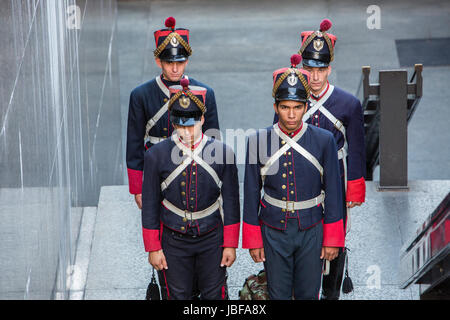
[[379, 70, 408, 189]]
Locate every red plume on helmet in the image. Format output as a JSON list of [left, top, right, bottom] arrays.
[[165, 17, 176, 30], [180, 78, 189, 91], [290, 54, 302, 68], [319, 19, 332, 32]]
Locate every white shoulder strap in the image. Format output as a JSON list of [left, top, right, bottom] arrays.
[[144, 101, 169, 140], [155, 75, 170, 98], [317, 105, 346, 137], [304, 85, 346, 137], [274, 124, 323, 177], [303, 84, 335, 121], [174, 136, 222, 188], [161, 155, 192, 191], [145, 75, 191, 140], [161, 134, 207, 191], [260, 123, 308, 179], [192, 156, 222, 188], [260, 144, 291, 178], [161, 134, 222, 192]]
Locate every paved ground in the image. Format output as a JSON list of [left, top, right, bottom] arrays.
[[79, 0, 450, 300], [82, 181, 449, 300]]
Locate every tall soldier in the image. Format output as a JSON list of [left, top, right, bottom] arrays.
[[127, 16, 219, 209], [141, 79, 240, 300], [274, 19, 366, 299], [126, 17, 220, 300], [243, 55, 345, 300]]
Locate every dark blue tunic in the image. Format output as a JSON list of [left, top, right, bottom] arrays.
[[242, 123, 345, 249], [274, 84, 366, 203], [141, 135, 240, 252]]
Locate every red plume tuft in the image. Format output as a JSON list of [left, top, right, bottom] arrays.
[[290, 54, 302, 67], [165, 17, 176, 29], [180, 78, 189, 90], [319, 19, 332, 32]]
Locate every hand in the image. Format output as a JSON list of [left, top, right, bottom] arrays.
[[249, 248, 265, 263], [149, 250, 168, 271], [320, 246, 339, 261], [135, 194, 142, 209], [221, 248, 236, 267], [346, 201, 362, 208]]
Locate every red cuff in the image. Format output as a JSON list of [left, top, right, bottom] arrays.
[[223, 223, 240, 248], [322, 219, 345, 247], [242, 222, 263, 249], [142, 228, 161, 252], [346, 177, 366, 203], [128, 168, 143, 195]]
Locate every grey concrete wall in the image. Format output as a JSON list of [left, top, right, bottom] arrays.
[[0, 0, 123, 299]]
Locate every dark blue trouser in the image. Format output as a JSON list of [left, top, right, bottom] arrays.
[[262, 219, 323, 300], [160, 225, 227, 300], [321, 178, 347, 299]]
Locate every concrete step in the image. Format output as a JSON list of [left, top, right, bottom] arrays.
[[68, 207, 97, 300]]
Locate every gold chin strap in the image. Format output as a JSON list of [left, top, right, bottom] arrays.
[[168, 90, 206, 114], [298, 31, 334, 62], [272, 68, 311, 99], [154, 32, 193, 58]]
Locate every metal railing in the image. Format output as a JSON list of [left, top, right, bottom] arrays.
[[358, 64, 423, 188], [400, 192, 450, 299]]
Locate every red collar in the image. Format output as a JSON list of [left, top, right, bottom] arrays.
[[277, 122, 303, 137], [178, 133, 204, 150], [311, 82, 330, 101]]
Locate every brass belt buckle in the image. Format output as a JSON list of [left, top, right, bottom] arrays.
[[285, 201, 295, 211], [186, 209, 193, 222]]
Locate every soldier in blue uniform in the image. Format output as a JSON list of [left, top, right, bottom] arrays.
[[273, 19, 366, 299], [127, 17, 220, 299], [127, 16, 220, 209], [141, 79, 240, 300], [243, 54, 345, 300]]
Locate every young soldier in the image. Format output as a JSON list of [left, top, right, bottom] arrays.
[[127, 17, 220, 299], [274, 19, 366, 299], [141, 79, 240, 300], [300, 19, 366, 300], [127, 16, 219, 209], [243, 55, 345, 300]]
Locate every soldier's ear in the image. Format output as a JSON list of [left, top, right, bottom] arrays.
[[327, 66, 332, 76], [273, 102, 279, 114], [155, 58, 162, 68], [201, 116, 205, 126]]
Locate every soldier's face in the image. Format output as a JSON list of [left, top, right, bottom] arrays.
[[155, 58, 189, 82], [173, 116, 204, 145], [274, 100, 307, 132], [303, 65, 331, 94]]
